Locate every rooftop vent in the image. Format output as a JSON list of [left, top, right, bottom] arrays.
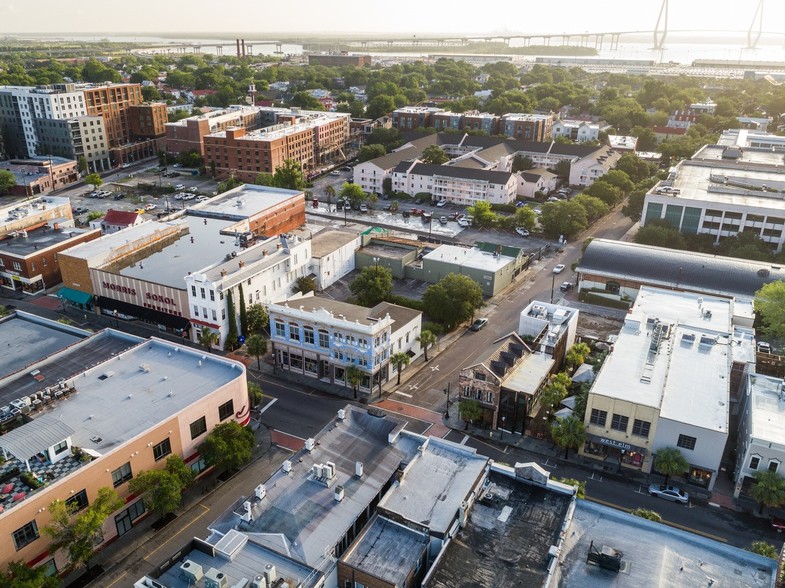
[[282, 460, 292, 474]]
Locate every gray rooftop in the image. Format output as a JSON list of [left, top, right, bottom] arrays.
[[0, 414, 75, 461], [0, 312, 86, 379], [192, 183, 303, 221], [0, 226, 96, 257], [208, 406, 420, 568], [340, 516, 428, 586], [393, 161, 514, 185], [424, 469, 572, 588], [310, 229, 359, 258], [114, 216, 241, 289], [559, 500, 776, 587], [577, 238, 785, 300], [272, 297, 385, 327], [369, 301, 422, 334], [378, 438, 488, 536]]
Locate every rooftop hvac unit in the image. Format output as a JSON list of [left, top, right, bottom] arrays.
[[324, 462, 336, 479], [334, 485, 345, 502], [252, 576, 267, 588], [355, 461, 364, 477], [304, 437, 315, 452], [264, 564, 277, 585], [180, 560, 204, 583], [337, 409, 346, 421], [205, 567, 228, 588], [282, 460, 292, 473], [314, 464, 324, 479], [254, 484, 266, 500]]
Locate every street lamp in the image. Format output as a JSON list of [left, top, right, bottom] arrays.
[[501, 415, 506, 441], [373, 257, 379, 271], [443, 382, 451, 415], [550, 272, 556, 303]]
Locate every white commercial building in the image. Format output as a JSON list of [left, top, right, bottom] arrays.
[[581, 286, 754, 491], [718, 128, 785, 150], [309, 228, 361, 291], [551, 119, 600, 142]]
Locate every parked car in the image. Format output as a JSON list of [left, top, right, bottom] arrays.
[[329, 170, 340, 176], [457, 218, 470, 227], [648, 484, 689, 504], [196, 196, 209, 202], [553, 264, 566, 274], [383, 204, 392, 211], [359, 203, 368, 212], [515, 227, 530, 237], [758, 341, 772, 354], [188, 186, 198, 193], [144, 204, 157, 211], [771, 517, 785, 533], [560, 281, 573, 292], [113, 193, 125, 200], [439, 216, 448, 224], [469, 318, 488, 332], [341, 166, 352, 172], [547, 196, 560, 202], [182, 194, 195, 201], [414, 198, 426, 205], [174, 184, 186, 191], [436, 200, 447, 207]]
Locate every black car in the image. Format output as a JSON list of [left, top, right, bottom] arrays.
[[113, 193, 125, 200]]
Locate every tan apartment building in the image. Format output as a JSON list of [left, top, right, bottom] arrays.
[[82, 83, 144, 147], [0, 326, 250, 576]]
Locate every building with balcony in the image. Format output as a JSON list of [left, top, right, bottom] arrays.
[[391, 107, 444, 131], [268, 293, 422, 395], [580, 287, 754, 491], [164, 104, 266, 156], [0, 316, 249, 576], [551, 119, 600, 142], [500, 113, 553, 142]]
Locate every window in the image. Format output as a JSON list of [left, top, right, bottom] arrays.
[[749, 455, 760, 470], [191, 285, 196, 297], [200, 288, 205, 299], [190, 416, 207, 440], [12, 521, 39, 550], [319, 330, 330, 348], [153, 438, 172, 461], [275, 320, 285, 338], [53, 440, 68, 455], [677, 434, 697, 451], [13, 261, 21, 271], [66, 489, 89, 512], [218, 399, 234, 421], [589, 409, 607, 427], [632, 419, 650, 438], [210, 290, 215, 301], [303, 326, 315, 345], [769, 460, 780, 473], [112, 462, 133, 487], [610, 414, 628, 432], [289, 323, 299, 341]]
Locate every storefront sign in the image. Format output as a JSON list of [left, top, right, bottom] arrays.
[[145, 292, 176, 306], [598, 436, 633, 452], [102, 281, 136, 296]]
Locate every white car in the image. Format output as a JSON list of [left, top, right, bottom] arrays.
[[359, 203, 368, 212], [174, 184, 186, 191], [188, 186, 199, 193], [173, 193, 183, 200], [457, 218, 470, 227], [515, 227, 530, 237], [144, 204, 157, 211], [182, 194, 195, 201], [435, 200, 447, 207], [553, 264, 566, 274], [648, 484, 689, 504]]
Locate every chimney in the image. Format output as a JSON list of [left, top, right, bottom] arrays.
[[238, 260, 245, 269]]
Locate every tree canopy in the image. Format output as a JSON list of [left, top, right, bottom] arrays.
[[0, 561, 60, 588], [0, 170, 16, 195], [755, 281, 785, 339], [350, 265, 393, 307], [198, 421, 255, 473], [422, 273, 484, 330]]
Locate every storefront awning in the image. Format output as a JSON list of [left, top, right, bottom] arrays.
[[586, 433, 647, 455], [96, 296, 191, 331], [57, 287, 93, 306]]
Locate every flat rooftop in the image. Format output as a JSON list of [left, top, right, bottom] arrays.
[[208, 406, 420, 568], [379, 438, 488, 536], [113, 216, 240, 289], [559, 500, 776, 587], [748, 373, 785, 445], [0, 226, 95, 257], [424, 244, 513, 272], [310, 228, 358, 258], [425, 470, 571, 588], [592, 288, 732, 429], [154, 532, 321, 588], [1, 195, 69, 221], [0, 312, 86, 381], [192, 184, 303, 221], [201, 233, 308, 286]]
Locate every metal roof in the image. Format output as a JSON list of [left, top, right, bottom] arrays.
[[577, 238, 785, 299], [0, 414, 75, 460]]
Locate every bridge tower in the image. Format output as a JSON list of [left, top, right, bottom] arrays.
[[653, 0, 668, 50], [748, 0, 764, 49]]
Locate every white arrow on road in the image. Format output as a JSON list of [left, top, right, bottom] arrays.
[[430, 365, 440, 372]]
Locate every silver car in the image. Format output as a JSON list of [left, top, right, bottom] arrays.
[[648, 484, 689, 504]]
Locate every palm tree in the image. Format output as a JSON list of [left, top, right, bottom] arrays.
[[391, 352, 411, 385], [416, 330, 437, 362], [540, 380, 568, 412], [325, 184, 336, 211], [198, 327, 219, 352], [245, 334, 268, 370], [750, 470, 785, 514], [566, 342, 592, 370], [550, 416, 586, 459], [652, 446, 689, 485], [346, 364, 363, 399]]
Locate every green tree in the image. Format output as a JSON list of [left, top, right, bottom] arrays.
[[631, 508, 662, 522], [538, 200, 588, 239], [245, 334, 268, 370], [550, 415, 586, 459], [77, 155, 88, 175], [366, 95, 396, 120], [748, 541, 778, 559], [199, 327, 219, 351], [248, 381, 263, 408], [84, 172, 102, 190], [359, 143, 387, 162], [350, 265, 393, 307], [391, 351, 411, 385], [225, 291, 239, 351], [416, 330, 437, 362], [45, 487, 125, 573], [367, 128, 402, 151], [128, 469, 183, 519], [324, 184, 337, 209], [238, 284, 248, 336], [583, 180, 622, 206], [634, 223, 687, 249], [0, 561, 59, 588], [422, 273, 484, 331], [165, 454, 194, 490], [458, 398, 483, 429], [754, 281, 785, 339], [553, 160, 571, 181], [603, 169, 635, 195], [512, 155, 534, 173], [340, 182, 372, 207], [540, 377, 569, 411], [652, 446, 689, 485], [271, 159, 307, 191], [750, 470, 785, 514], [616, 153, 656, 183], [255, 172, 274, 186], [346, 363, 363, 399], [0, 169, 16, 195], [292, 275, 317, 295], [572, 194, 609, 223], [466, 200, 496, 228], [198, 421, 255, 474], [565, 342, 592, 370], [513, 206, 538, 231], [86, 210, 104, 222], [246, 303, 269, 334], [421, 145, 448, 165], [623, 191, 646, 221]]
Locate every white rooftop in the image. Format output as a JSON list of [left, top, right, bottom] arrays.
[[747, 373, 785, 445], [592, 287, 732, 431], [423, 244, 514, 272], [193, 183, 303, 220]]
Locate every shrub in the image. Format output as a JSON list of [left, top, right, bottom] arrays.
[[630, 508, 661, 522], [385, 294, 424, 311], [422, 321, 445, 336], [578, 290, 632, 310], [490, 203, 517, 214]]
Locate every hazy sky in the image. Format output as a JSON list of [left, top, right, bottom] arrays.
[[1, 0, 784, 36]]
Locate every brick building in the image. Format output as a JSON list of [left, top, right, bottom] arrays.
[[165, 105, 264, 156], [0, 157, 79, 196], [500, 113, 553, 142], [82, 83, 143, 147], [128, 102, 168, 138]]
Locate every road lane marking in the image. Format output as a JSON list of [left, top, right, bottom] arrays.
[[460, 435, 469, 445], [144, 504, 210, 561], [394, 391, 413, 398], [105, 572, 127, 588], [257, 398, 278, 415]]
